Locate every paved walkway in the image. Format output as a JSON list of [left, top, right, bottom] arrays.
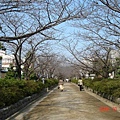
[[7, 83, 120, 120]]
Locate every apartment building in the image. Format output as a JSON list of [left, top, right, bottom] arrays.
[[109, 49, 120, 78], [110, 50, 120, 64], [0, 50, 15, 72]]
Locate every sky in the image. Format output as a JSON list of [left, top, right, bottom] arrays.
[[49, 22, 80, 57], [49, 20, 88, 60]]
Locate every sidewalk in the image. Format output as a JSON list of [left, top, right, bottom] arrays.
[[7, 82, 120, 120]]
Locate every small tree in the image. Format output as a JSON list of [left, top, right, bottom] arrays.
[[5, 65, 17, 79]]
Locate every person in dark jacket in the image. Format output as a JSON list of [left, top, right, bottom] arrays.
[[78, 78, 83, 91]]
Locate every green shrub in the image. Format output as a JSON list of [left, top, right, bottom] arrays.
[[44, 79, 58, 88], [83, 79, 93, 88], [0, 101, 4, 109], [22, 81, 40, 96], [92, 81, 102, 91], [0, 87, 24, 106], [0, 78, 58, 108], [71, 79, 78, 84], [112, 88, 120, 98], [38, 81, 45, 91], [83, 78, 120, 101]]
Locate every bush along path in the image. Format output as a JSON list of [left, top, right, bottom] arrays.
[[81, 78, 120, 104], [0, 78, 58, 120], [71, 78, 120, 104]]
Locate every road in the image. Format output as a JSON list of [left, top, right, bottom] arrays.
[[7, 82, 120, 120]]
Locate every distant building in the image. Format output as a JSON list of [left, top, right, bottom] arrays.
[[0, 50, 15, 72], [110, 50, 120, 65], [109, 50, 120, 78]]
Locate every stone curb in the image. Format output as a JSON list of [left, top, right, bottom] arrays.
[[0, 86, 57, 120]]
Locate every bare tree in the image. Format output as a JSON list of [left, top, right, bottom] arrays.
[[61, 0, 120, 78], [33, 52, 62, 79], [99, 0, 120, 13], [0, 0, 86, 42], [73, 0, 120, 48], [0, 0, 89, 79], [63, 39, 119, 78], [1, 7, 62, 80]]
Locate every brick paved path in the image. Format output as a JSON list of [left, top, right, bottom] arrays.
[[7, 83, 120, 120]]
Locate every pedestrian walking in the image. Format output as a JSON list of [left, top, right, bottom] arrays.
[[58, 79, 64, 91], [78, 78, 83, 91]]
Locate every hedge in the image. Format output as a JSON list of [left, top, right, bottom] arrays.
[[83, 78, 120, 102], [0, 78, 58, 109]]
